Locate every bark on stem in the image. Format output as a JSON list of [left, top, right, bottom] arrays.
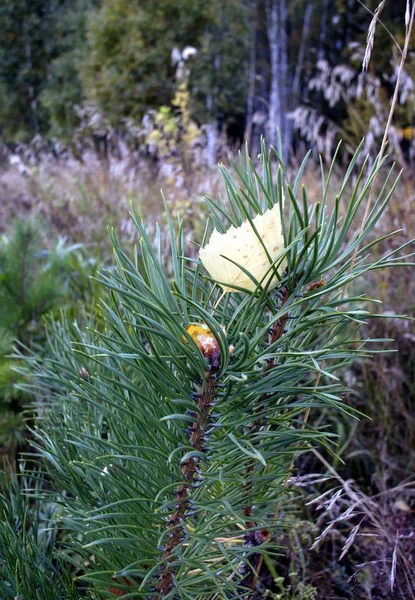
[[154, 370, 218, 597]]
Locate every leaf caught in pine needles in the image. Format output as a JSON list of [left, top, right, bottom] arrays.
[[199, 204, 285, 293]]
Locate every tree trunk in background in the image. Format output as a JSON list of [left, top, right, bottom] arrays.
[[265, 0, 289, 160], [292, 2, 313, 102], [205, 122, 219, 167], [245, 0, 257, 150], [289, 1, 313, 157], [265, 0, 280, 148], [318, 0, 330, 61], [203, 18, 221, 167], [23, 19, 38, 133], [279, 0, 289, 156], [344, 0, 354, 47]]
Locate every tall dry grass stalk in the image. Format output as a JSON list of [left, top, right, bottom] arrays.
[[362, 1, 386, 72], [309, 448, 415, 598], [349, 1, 415, 281]]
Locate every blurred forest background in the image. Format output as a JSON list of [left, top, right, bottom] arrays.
[[0, 1, 415, 598], [1, 0, 415, 238], [0, 0, 414, 148]]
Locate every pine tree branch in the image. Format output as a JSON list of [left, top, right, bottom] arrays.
[[154, 367, 219, 597]]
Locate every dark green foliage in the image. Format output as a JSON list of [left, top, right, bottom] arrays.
[[0, 0, 59, 139], [16, 145, 413, 598], [81, 0, 228, 123], [0, 0, 411, 144], [0, 470, 83, 599], [0, 220, 99, 454], [40, 0, 99, 137], [0, 0, 96, 140], [189, 0, 249, 130]]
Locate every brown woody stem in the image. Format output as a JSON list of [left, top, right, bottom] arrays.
[[154, 370, 218, 597]]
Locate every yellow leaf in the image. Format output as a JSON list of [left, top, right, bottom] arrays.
[[199, 204, 285, 293]]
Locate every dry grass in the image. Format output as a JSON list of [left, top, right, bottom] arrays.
[[0, 146, 223, 258], [307, 455, 415, 599], [362, 1, 386, 72]]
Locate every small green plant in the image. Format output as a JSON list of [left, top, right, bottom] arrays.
[[263, 582, 317, 600], [146, 48, 202, 196], [18, 143, 413, 598], [0, 220, 100, 459]]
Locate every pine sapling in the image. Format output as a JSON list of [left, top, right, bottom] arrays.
[[17, 143, 414, 599]]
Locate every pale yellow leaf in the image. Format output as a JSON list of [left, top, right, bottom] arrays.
[[199, 204, 286, 293]]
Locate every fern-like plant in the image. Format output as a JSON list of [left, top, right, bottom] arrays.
[[19, 143, 413, 598]]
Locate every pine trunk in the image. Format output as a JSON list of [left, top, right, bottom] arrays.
[[265, 0, 289, 160]]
